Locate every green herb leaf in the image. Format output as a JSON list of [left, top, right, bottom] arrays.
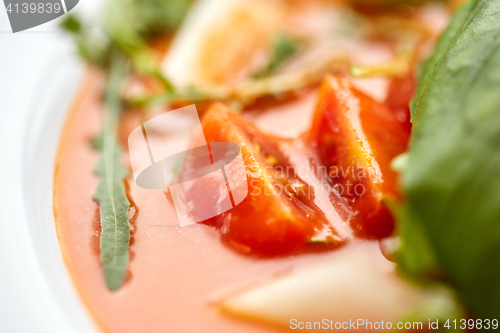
[[60, 0, 190, 91], [398, 0, 500, 318], [128, 0, 191, 38], [253, 36, 303, 78], [93, 57, 131, 291], [59, 14, 82, 34]]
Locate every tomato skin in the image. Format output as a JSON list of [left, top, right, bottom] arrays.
[[200, 103, 335, 256], [310, 76, 410, 239], [193, 73, 411, 252], [385, 72, 416, 134]]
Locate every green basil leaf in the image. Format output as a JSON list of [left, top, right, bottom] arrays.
[[399, 0, 500, 318], [93, 58, 131, 291], [409, 0, 478, 123]]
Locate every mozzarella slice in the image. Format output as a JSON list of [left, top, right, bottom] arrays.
[[161, 0, 281, 87], [220, 243, 445, 331]]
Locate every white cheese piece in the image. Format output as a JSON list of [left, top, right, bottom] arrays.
[[161, 0, 280, 87], [220, 243, 440, 331], [161, 0, 234, 86]]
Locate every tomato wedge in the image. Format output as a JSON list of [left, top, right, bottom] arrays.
[[199, 103, 343, 256], [385, 72, 415, 134], [310, 76, 410, 239]]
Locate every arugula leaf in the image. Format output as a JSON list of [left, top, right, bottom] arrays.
[[61, 0, 190, 90], [93, 57, 131, 291], [253, 36, 303, 78], [61, 0, 192, 290], [398, 0, 500, 318]]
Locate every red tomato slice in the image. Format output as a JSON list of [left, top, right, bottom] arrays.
[[310, 75, 410, 239], [385, 72, 416, 134], [199, 103, 343, 256]]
